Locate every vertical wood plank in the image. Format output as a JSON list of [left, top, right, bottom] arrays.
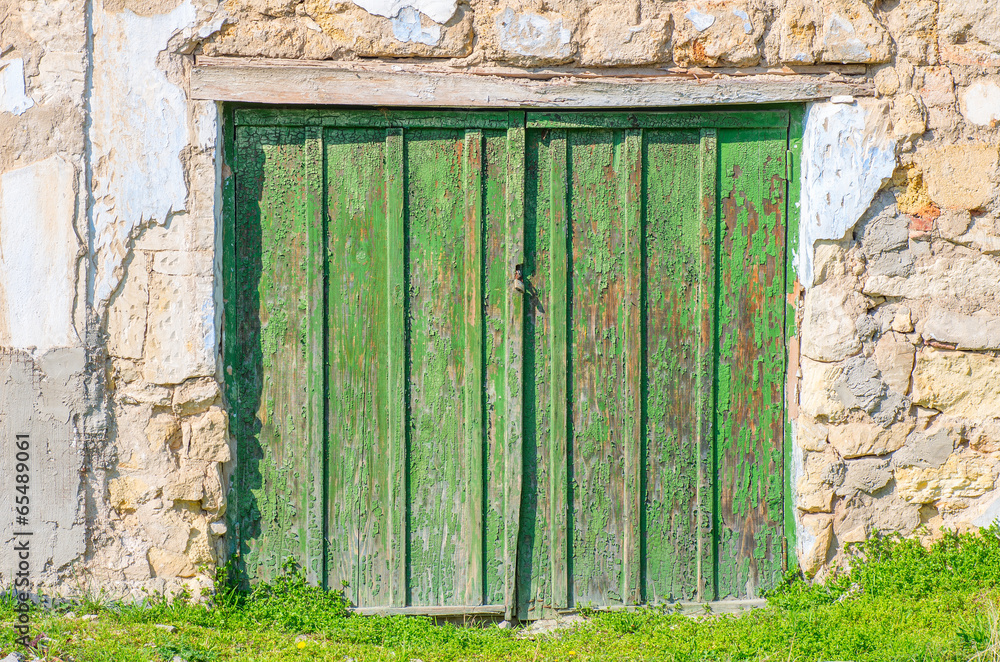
[[324, 128, 391, 607], [463, 129, 485, 605], [716, 127, 787, 599], [385, 127, 407, 607], [504, 112, 525, 620], [232, 125, 320, 585], [696, 129, 718, 602], [547, 130, 569, 610], [641, 130, 702, 603], [484, 130, 512, 606], [621, 128, 643, 606], [305, 127, 326, 584]]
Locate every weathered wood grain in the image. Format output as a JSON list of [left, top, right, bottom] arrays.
[[195, 60, 872, 108]]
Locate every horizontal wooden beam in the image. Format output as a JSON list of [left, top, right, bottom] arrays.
[[192, 56, 873, 109], [351, 605, 506, 617]]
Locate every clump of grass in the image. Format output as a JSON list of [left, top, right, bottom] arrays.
[[767, 522, 1000, 610]]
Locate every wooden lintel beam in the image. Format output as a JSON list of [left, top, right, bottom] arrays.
[[191, 57, 874, 108]]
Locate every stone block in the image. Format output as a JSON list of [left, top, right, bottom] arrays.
[[883, 0, 937, 63], [800, 356, 848, 422], [828, 420, 912, 458], [777, 0, 821, 64], [109, 476, 153, 513], [961, 79, 1000, 127], [811, 242, 847, 285], [817, 0, 891, 64], [186, 517, 216, 566], [913, 349, 1000, 418], [893, 428, 954, 469], [800, 284, 863, 363], [896, 454, 997, 504], [578, 2, 670, 67], [671, 1, 765, 67], [936, 209, 972, 240], [145, 412, 181, 452], [970, 420, 1000, 454], [799, 513, 834, 576], [922, 309, 1000, 350], [873, 332, 914, 395], [919, 67, 956, 109], [796, 417, 829, 452], [164, 460, 211, 504], [148, 547, 196, 578], [480, 2, 577, 66], [835, 491, 921, 538], [173, 377, 222, 416], [183, 406, 231, 463], [938, 0, 1000, 67], [837, 457, 892, 496], [108, 251, 149, 360], [305, 0, 474, 58], [953, 215, 1000, 254], [143, 273, 216, 385], [201, 13, 348, 59], [864, 254, 1000, 300], [832, 355, 907, 427], [890, 94, 926, 141], [920, 145, 998, 211]]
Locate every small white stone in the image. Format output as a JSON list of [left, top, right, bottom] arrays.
[[155, 624, 178, 633], [830, 95, 855, 104]]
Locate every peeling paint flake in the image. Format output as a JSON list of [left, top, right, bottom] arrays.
[[350, 0, 457, 24], [497, 8, 572, 58], [0, 57, 35, 115], [90, 1, 199, 307], [391, 6, 442, 45], [798, 100, 896, 288], [685, 8, 716, 32]]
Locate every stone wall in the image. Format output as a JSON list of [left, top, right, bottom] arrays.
[[0, 0, 998, 595]]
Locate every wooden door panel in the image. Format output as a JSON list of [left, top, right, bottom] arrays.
[[716, 128, 787, 599], [232, 125, 324, 585]]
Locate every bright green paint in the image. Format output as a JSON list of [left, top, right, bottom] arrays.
[[227, 108, 791, 616]]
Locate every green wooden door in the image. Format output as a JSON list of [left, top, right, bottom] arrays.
[[227, 108, 789, 617]]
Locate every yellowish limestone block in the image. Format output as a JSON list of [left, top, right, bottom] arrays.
[[896, 454, 997, 504], [913, 349, 1000, 419], [828, 420, 912, 458]]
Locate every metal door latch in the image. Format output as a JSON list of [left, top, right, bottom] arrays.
[[513, 263, 525, 293]]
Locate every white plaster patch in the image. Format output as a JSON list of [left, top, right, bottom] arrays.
[[961, 80, 1000, 126], [350, 0, 457, 24], [798, 100, 896, 288], [90, 2, 198, 308], [391, 6, 442, 46], [497, 8, 572, 58], [732, 8, 753, 35], [0, 156, 80, 350], [0, 57, 35, 115], [685, 8, 716, 32]]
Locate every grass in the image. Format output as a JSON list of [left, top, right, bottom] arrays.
[[2, 526, 1000, 661]]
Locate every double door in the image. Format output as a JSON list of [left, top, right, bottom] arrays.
[[227, 108, 789, 618]]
